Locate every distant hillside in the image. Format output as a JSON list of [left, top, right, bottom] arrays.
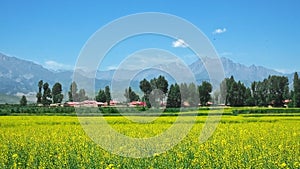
[[190, 57, 283, 86], [0, 53, 72, 94], [0, 93, 20, 104], [0, 52, 292, 100], [0, 53, 110, 97]]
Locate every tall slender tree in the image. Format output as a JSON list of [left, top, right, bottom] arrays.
[[149, 76, 168, 107], [105, 86, 111, 105], [124, 87, 130, 103], [267, 75, 289, 107], [124, 87, 140, 102], [20, 95, 27, 106], [188, 83, 199, 107], [36, 80, 43, 104], [221, 77, 249, 106], [96, 89, 106, 103], [180, 83, 189, 104], [157, 75, 168, 104], [139, 78, 152, 108], [78, 89, 88, 101], [244, 87, 254, 106], [220, 76, 235, 105], [166, 83, 181, 108], [220, 79, 227, 105], [42, 82, 52, 106], [52, 82, 63, 103], [293, 72, 300, 107], [198, 81, 212, 106], [68, 81, 78, 102]]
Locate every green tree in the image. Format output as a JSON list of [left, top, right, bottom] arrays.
[[78, 89, 88, 101], [180, 83, 189, 104], [198, 81, 212, 106], [188, 83, 199, 107], [226, 76, 236, 105], [52, 82, 64, 103], [36, 80, 43, 104], [219, 79, 227, 105], [20, 95, 27, 106], [267, 75, 289, 107], [105, 86, 111, 105], [251, 81, 259, 106], [140, 79, 152, 95], [42, 82, 52, 106], [124, 87, 140, 102], [124, 88, 130, 103], [293, 72, 300, 107], [157, 75, 168, 104], [228, 80, 238, 106], [257, 79, 269, 106], [130, 91, 139, 102], [139, 78, 152, 108], [212, 90, 220, 105], [139, 76, 169, 108], [238, 81, 247, 106], [220, 76, 235, 105], [68, 81, 78, 102], [166, 83, 181, 108], [244, 87, 255, 106], [96, 89, 106, 103], [283, 85, 290, 100], [231, 81, 248, 106], [149, 78, 160, 107], [222, 77, 247, 107], [149, 76, 168, 107]]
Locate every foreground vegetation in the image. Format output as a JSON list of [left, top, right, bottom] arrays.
[[0, 115, 299, 168], [3, 104, 300, 116]]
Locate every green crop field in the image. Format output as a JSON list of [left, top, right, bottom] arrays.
[[0, 115, 299, 168]]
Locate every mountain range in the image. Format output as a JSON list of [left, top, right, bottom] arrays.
[[0, 52, 292, 103]]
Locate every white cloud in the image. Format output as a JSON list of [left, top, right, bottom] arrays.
[[275, 69, 294, 74], [213, 28, 227, 34], [44, 60, 73, 71], [219, 52, 232, 57], [172, 38, 189, 48], [107, 65, 119, 70]]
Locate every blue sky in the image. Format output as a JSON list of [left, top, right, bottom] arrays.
[[0, 0, 300, 73]]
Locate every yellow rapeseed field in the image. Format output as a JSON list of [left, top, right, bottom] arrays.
[[0, 115, 299, 168]]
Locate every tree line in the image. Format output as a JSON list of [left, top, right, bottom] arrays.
[[95, 86, 111, 105], [36, 80, 64, 106], [137, 73, 300, 108], [35, 80, 88, 106], [33, 80, 113, 106], [29, 72, 300, 108], [138, 75, 212, 108], [219, 73, 300, 107]]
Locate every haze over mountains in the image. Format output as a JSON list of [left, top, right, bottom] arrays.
[[0, 52, 292, 103]]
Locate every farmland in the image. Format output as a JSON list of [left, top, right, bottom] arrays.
[[0, 115, 299, 168]]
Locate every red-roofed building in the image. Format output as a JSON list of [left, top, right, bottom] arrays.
[[129, 101, 146, 107]]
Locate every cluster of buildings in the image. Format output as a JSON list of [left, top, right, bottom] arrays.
[[63, 100, 146, 107], [64, 100, 117, 107]]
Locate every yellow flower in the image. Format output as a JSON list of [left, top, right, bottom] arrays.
[[221, 139, 227, 146], [153, 153, 160, 157], [280, 162, 287, 168], [105, 164, 115, 169]]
